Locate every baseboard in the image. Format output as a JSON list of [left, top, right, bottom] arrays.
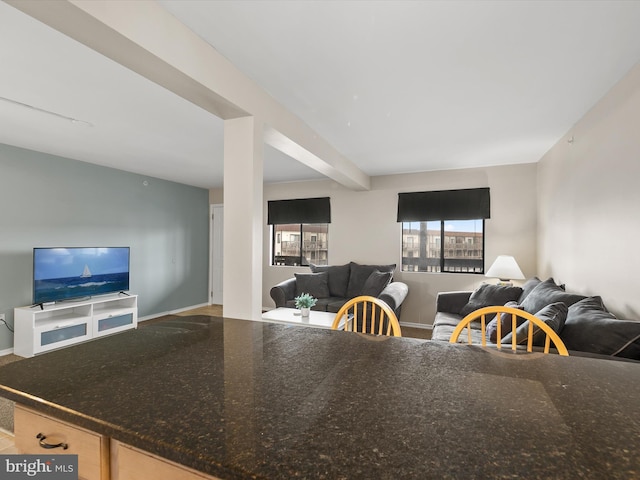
[[0, 347, 15, 357], [399, 321, 433, 330], [138, 302, 210, 323]]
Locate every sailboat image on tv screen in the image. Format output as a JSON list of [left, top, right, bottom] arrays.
[[80, 264, 92, 278], [33, 247, 130, 304]]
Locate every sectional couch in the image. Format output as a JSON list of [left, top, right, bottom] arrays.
[[432, 277, 640, 360], [269, 262, 409, 318]]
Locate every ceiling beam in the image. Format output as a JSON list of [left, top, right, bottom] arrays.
[[6, 0, 370, 191], [263, 127, 370, 190]]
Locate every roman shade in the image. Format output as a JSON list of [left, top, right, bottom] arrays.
[[397, 188, 490, 222], [267, 197, 331, 224]]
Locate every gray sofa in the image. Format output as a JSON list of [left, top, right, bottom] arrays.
[[432, 277, 640, 360], [270, 262, 409, 318]]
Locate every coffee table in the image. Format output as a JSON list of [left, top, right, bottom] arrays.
[[260, 307, 344, 330]]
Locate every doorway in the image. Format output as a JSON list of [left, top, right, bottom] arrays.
[[210, 204, 223, 305]]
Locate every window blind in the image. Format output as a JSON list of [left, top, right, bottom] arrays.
[[267, 197, 331, 225], [397, 188, 490, 222]]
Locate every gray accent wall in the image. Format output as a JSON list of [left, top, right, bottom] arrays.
[[0, 144, 210, 351]]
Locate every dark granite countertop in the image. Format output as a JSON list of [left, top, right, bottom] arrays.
[[1, 315, 639, 479]]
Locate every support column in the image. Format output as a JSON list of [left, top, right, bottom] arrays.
[[223, 116, 263, 320]]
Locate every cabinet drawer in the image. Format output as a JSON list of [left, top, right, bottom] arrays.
[[94, 312, 135, 337], [112, 441, 221, 480], [38, 322, 90, 349], [14, 405, 109, 480]]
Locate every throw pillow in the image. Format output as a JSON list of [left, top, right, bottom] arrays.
[[517, 277, 541, 304], [561, 297, 640, 359], [501, 302, 568, 348], [310, 263, 350, 298], [347, 262, 396, 298], [459, 284, 523, 319], [295, 272, 330, 299], [485, 301, 525, 343], [361, 270, 393, 297], [517, 277, 566, 304], [519, 278, 585, 315]]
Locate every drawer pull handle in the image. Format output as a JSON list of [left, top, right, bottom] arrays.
[[36, 433, 68, 450]]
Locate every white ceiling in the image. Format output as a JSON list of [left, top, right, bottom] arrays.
[[2, 0, 640, 189]]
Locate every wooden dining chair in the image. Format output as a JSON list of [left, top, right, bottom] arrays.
[[449, 305, 569, 356], [332, 296, 402, 337]]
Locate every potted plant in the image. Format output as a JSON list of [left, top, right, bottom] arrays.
[[294, 293, 317, 317]]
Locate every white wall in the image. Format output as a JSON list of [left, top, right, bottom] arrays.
[[262, 162, 538, 326], [538, 62, 640, 319]]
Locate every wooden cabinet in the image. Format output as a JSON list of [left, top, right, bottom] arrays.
[[111, 441, 221, 480], [14, 405, 220, 480], [14, 294, 137, 357], [14, 405, 110, 480]]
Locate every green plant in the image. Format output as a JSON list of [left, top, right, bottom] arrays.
[[294, 292, 317, 309]]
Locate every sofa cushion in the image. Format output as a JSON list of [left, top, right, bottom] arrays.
[[433, 312, 473, 329], [436, 291, 472, 315], [486, 301, 524, 343], [327, 299, 349, 313], [517, 277, 541, 303], [361, 270, 393, 297], [459, 284, 523, 320], [518, 277, 569, 304], [519, 278, 585, 315], [501, 302, 568, 347], [310, 263, 350, 298], [445, 323, 486, 344], [431, 324, 457, 342], [294, 272, 330, 299], [561, 297, 640, 359], [312, 297, 345, 312], [347, 262, 396, 298]]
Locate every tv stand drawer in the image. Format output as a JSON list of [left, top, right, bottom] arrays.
[[94, 311, 136, 337], [38, 321, 91, 350]]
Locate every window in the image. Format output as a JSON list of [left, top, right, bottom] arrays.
[[400, 220, 484, 272], [271, 223, 329, 266], [268, 197, 331, 266], [397, 188, 489, 274]]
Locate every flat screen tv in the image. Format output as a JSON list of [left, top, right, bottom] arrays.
[[33, 247, 130, 305]]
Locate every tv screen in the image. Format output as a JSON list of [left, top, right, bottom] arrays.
[[33, 247, 130, 304]]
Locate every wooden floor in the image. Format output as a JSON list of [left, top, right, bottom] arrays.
[[0, 429, 18, 454], [175, 305, 432, 340], [175, 304, 223, 317], [399, 325, 432, 340]]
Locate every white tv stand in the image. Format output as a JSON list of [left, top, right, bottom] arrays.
[[14, 293, 138, 357]]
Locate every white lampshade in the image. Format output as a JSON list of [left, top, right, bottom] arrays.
[[485, 255, 525, 281]]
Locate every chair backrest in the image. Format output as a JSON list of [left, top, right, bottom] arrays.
[[449, 305, 569, 356], [332, 296, 402, 337]]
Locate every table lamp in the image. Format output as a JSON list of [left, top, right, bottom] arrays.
[[485, 255, 525, 285]]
